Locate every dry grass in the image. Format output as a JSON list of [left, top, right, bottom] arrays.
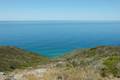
[[43, 67, 120, 80], [23, 74, 39, 80], [43, 67, 102, 80], [5, 67, 120, 80]]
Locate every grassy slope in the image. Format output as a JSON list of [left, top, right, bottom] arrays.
[[43, 46, 120, 80], [0, 46, 49, 71], [0, 46, 120, 80], [62, 46, 120, 78]]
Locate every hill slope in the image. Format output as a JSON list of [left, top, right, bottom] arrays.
[[62, 46, 120, 78], [0, 46, 49, 71]]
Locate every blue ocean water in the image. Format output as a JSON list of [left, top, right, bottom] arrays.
[[0, 21, 120, 57]]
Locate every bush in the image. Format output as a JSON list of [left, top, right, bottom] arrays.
[[102, 56, 120, 77]]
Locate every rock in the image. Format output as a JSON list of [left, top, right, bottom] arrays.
[[0, 72, 6, 80]]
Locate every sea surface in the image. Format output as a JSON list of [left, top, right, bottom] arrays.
[[0, 21, 120, 57]]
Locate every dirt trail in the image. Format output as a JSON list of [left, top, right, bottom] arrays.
[[0, 68, 48, 80], [0, 62, 59, 80]]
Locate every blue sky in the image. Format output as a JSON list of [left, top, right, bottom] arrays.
[[0, 0, 120, 21]]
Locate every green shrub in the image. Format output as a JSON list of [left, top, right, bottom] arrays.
[[0, 46, 49, 71], [103, 56, 120, 77]]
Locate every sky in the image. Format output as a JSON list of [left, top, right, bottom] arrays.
[[0, 0, 120, 21]]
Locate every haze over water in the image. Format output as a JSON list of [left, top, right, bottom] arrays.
[[0, 21, 120, 57]]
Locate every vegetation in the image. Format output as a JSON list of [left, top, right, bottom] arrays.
[[102, 56, 120, 77], [43, 46, 120, 80], [0, 46, 49, 71], [0, 46, 120, 80]]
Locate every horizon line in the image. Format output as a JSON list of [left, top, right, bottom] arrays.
[[0, 20, 120, 22]]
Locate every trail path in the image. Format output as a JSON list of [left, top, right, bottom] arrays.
[[0, 68, 48, 80], [0, 62, 61, 80]]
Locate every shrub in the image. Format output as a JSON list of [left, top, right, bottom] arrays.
[[102, 56, 120, 77]]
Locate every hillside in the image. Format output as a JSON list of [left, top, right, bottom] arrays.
[[0, 46, 120, 80], [0, 46, 49, 71], [62, 46, 120, 78], [43, 46, 120, 80]]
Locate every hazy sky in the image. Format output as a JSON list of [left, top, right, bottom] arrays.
[[0, 0, 120, 21]]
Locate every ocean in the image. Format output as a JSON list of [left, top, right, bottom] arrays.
[[0, 21, 120, 57]]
